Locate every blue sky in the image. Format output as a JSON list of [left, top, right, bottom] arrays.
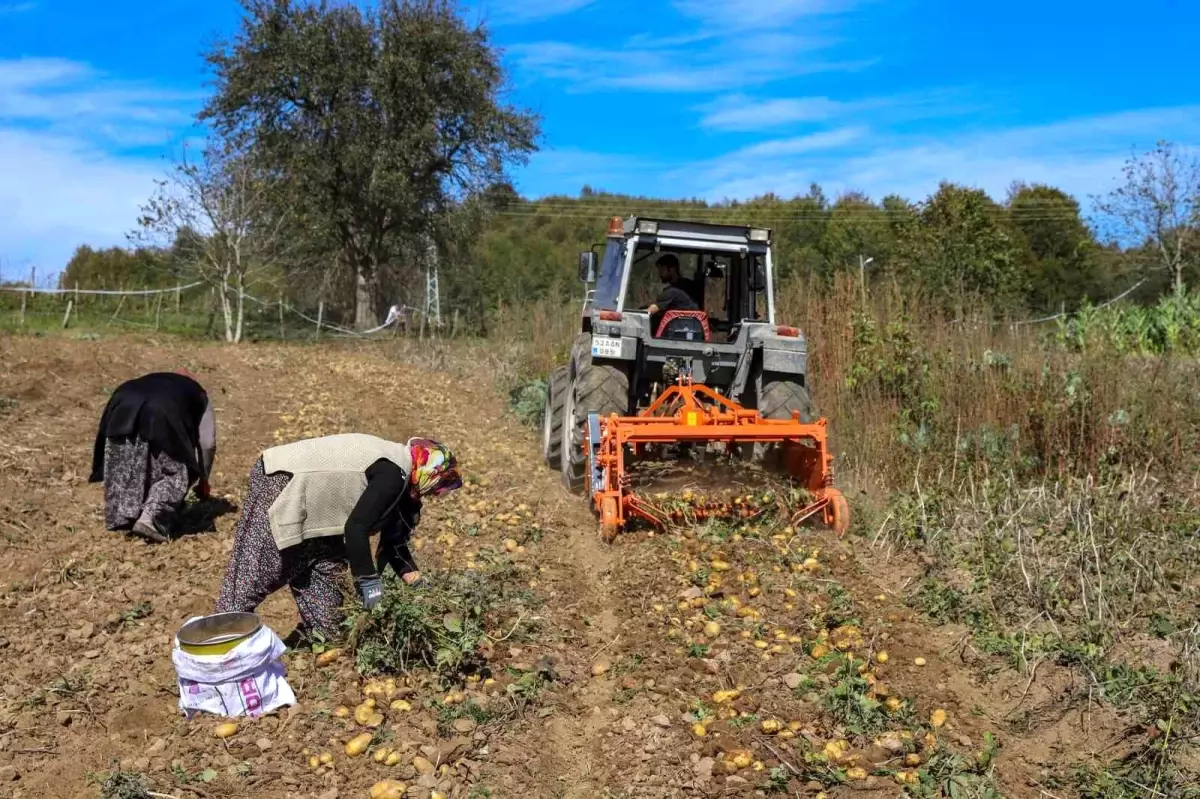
[[1, 0, 1198, 276]]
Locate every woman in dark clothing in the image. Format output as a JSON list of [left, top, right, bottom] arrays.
[[215, 433, 462, 641], [89, 370, 216, 543]]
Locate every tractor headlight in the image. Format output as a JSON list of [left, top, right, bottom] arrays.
[[748, 228, 769, 242], [636, 220, 659, 235]]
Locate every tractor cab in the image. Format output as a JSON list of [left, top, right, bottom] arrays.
[[584, 218, 771, 344]]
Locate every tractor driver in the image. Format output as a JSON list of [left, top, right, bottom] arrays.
[[646, 253, 701, 332]]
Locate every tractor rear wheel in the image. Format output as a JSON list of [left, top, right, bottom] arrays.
[[759, 377, 815, 422], [542, 365, 569, 470], [561, 354, 629, 493], [751, 376, 815, 466]]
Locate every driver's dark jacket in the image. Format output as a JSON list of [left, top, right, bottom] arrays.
[[651, 284, 699, 332]]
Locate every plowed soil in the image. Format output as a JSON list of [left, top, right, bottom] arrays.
[[0, 334, 1128, 799]]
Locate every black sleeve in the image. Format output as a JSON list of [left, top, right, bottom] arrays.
[[89, 396, 115, 483], [344, 458, 408, 579], [654, 285, 698, 312], [377, 493, 421, 576]]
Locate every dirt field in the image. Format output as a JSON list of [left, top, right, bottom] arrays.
[[0, 334, 1131, 799]]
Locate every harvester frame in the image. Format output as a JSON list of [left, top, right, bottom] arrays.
[[584, 375, 849, 542]]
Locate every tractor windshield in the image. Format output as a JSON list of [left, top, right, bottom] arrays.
[[625, 241, 769, 339], [591, 238, 626, 310]]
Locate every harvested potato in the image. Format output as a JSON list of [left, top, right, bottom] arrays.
[[730, 750, 753, 769], [691, 723, 707, 738], [846, 767, 868, 781], [875, 650, 889, 664], [390, 699, 412, 712], [318, 752, 334, 766], [385, 751, 402, 767], [345, 732, 373, 757], [334, 706, 351, 719], [374, 746, 392, 763], [703, 621, 721, 638], [760, 719, 782, 734], [315, 648, 341, 666], [710, 560, 731, 572], [412, 756, 435, 775], [711, 689, 740, 704], [914, 657, 927, 666], [369, 779, 408, 799], [930, 708, 948, 728], [213, 722, 238, 739], [591, 660, 610, 677], [307, 755, 320, 769]]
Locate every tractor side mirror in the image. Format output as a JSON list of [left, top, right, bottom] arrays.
[[578, 251, 597, 283]]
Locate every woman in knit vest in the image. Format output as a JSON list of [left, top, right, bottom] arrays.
[[215, 433, 462, 642], [89, 369, 216, 543]]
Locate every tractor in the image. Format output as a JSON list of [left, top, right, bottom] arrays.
[[541, 215, 846, 541]]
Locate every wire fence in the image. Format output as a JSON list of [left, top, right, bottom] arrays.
[[0, 279, 457, 341]]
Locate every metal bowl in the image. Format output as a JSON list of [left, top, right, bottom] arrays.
[[177, 612, 261, 656]]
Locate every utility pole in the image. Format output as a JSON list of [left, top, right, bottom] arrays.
[[858, 255, 874, 309], [423, 211, 441, 329]]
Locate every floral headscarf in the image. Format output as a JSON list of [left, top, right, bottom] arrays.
[[407, 438, 462, 497]]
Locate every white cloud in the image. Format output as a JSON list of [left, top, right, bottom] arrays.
[[0, 57, 201, 148], [0, 129, 162, 271], [472, 0, 596, 25], [0, 58, 200, 271], [672, 0, 857, 31], [696, 89, 977, 132], [678, 106, 1200, 207], [511, 38, 871, 94], [0, 2, 36, 14], [511, 0, 867, 93]]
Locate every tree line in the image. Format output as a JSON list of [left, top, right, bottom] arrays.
[[51, 0, 1200, 337]]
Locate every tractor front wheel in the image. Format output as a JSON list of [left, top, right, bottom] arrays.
[[561, 355, 629, 493]]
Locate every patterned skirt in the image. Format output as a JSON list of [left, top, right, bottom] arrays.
[[102, 436, 190, 531], [215, 457, 351, 640]]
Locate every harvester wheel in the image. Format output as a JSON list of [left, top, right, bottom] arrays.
[[561, 356, 629, 493], [824, 487, 850, 537], [600, 497, 620, 543], [542, 365, 569, 470]]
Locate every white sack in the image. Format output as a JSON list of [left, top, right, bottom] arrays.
[[172, 617, 297, 718]]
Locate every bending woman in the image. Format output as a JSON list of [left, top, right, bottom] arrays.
[[89, 370, 215, 542], [215, 432, 462, 642]]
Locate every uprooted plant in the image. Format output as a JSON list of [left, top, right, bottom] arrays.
[[343, 556, 538, 683]]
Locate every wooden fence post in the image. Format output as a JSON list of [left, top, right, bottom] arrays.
[[176, 286, 181, 315], [316, 300, 324, 339], [278, 295, 285, 340], [19, 289, 26, 327], [62, 300, 73, 329], [154, 292, 163, 331]]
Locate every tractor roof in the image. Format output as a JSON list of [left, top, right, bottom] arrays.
[[608, 215, 772, 247]]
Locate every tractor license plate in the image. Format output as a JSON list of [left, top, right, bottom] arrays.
[[591, 337, 622, 358]]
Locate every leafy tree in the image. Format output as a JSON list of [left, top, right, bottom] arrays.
[[58, 245, 170, 290], [1006, 182, 1106, 312], [199, 0, 539, 328], [819, 192, 897, 285], [1094, 140, 1200, 296], [134, 142, 289, 343], [900, 182, 1024, 315]]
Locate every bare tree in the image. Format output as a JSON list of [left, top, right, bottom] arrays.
[[134, 142, 288, 342], [1095, 140, 1200, 296]]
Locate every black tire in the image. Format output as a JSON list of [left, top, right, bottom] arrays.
[[739, 375, 814, 463], [561, 353, 630, 493], [542, 365, 569, 470], [759, 377, 815, 422]]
